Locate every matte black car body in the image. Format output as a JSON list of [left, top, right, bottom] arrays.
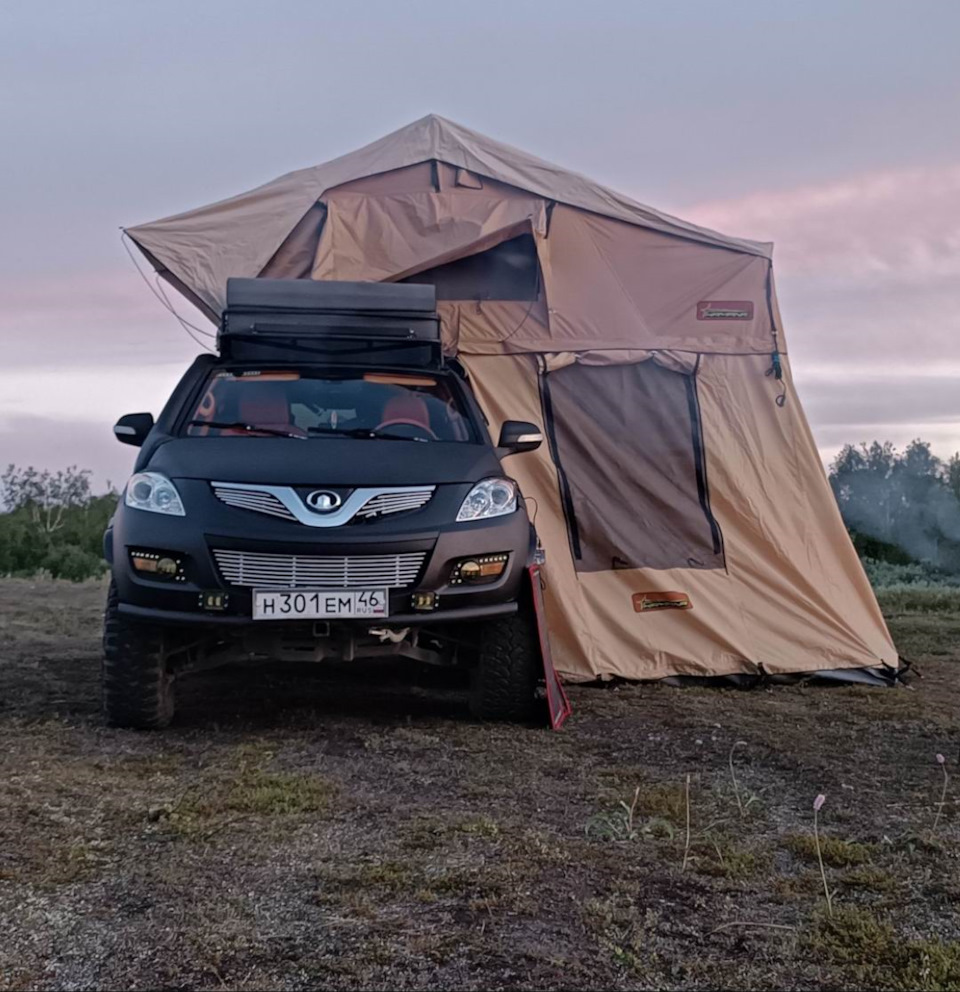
[[101, 280, 546, 728], [105, 355, 536, 628]]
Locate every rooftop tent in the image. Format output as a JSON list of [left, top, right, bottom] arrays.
[[126, 114, 897, 682]]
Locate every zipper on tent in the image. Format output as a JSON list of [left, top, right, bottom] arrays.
[[537, 357, 583, 562], [544, 201, 557, 238], [765, 261, 787, 407], [684, 357, 725, 561]]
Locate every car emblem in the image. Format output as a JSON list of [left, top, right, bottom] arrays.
[[305, 490, 342, 512]]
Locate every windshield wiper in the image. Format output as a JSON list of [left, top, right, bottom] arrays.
[[306, 426, 428, 442], [187, 419, 305, 440]]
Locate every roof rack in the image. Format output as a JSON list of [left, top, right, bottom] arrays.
[[219, 278, 442, 367]]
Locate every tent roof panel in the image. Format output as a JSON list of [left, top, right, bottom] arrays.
[[125, 114, 772, 315]]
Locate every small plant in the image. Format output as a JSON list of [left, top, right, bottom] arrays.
[[813, 793, 833, 918], [585, 787, 676, 842], [586, 787, 640, 841], [933, 753, 950, 834], [727, 741, 757, 820]]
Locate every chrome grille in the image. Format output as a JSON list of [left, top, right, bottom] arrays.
[[212, 485, 296, 521], [354, 488, 434, 520], [212, 549, 426, 589], [210, 482, 435, 526]]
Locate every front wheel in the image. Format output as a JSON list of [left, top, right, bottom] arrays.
[[469, 607, 540, 722], [101, 581, 175, 729]]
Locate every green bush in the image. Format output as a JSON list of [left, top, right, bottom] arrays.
[[850, 530, 914, 565], [0, 467, 117, 583], [40, 545, 108, 582], [875, 585, 960, 615], [861, 557, 960, 590]]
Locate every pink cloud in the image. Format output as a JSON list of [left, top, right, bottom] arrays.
[[673, 163, 960, 382], [682, 163, 960, 290], [0, 268, 208, 367]]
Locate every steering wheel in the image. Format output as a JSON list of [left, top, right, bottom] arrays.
[[374, 418, 439, 440]]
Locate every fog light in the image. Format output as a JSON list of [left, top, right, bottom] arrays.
[[411, 591, 438, 611], [129, 549, 187, 582], [199, 591, 229, 612], [450, 553, 509, 585]]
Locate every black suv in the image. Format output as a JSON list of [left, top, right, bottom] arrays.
[[103, 279, 545, 728]]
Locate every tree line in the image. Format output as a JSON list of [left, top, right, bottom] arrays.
[[829, 440, 960, 574], [2, 441, 960, 582], [0, 465, 116, 581]]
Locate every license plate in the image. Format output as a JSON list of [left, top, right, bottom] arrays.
[[252, 588, 389, 620]]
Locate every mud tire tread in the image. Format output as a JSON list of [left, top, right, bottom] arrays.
[[469, 607, 540, 722], [102, 581, 174, 729]]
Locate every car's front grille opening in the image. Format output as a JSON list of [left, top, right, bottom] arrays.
[[211, 486, 297, 521], [212, 549, 427, 589], [353, 488, 434, 521]]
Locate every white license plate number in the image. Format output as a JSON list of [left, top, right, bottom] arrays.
[[253, 588, 388, 620]]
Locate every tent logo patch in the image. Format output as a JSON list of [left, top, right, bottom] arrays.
[[633, 591, 692, 612], [697, 301, 754, 321]]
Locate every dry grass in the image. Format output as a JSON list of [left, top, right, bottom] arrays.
[[0, 575, 958, 990]]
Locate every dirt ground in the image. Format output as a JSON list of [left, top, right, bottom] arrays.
[[1, 577, 958, 991]]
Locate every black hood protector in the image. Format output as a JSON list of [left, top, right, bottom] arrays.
[[147, 437, 503, 486]]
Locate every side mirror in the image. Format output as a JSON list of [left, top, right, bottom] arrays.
[[497, 420, 543, 455], [113, 412, 155, 448]]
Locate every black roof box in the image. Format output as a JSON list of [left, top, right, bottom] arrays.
[[220, 278, 441, 366]]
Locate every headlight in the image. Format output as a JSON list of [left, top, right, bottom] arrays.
[[124, 472, 186, 516], [456, 478, 518, 521]]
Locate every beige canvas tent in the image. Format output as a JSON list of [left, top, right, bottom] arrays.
[[126, 114, 898, 683]]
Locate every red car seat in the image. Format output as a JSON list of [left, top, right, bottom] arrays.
[[376, 393, 437, 438], [223, 386, 306, 437]]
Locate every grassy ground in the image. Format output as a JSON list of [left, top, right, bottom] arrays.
[[1, 577, 958, 991]]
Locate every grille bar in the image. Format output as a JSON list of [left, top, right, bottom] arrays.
[[212, 549, 426, 589], [355, 489, 434, 519], [212, 486, 296, 521]]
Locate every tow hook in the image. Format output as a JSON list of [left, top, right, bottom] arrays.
[[370, 627, 410, 644]]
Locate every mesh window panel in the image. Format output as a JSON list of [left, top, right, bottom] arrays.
[[400, 234, 539, 301], [544, 360, 724, 573]]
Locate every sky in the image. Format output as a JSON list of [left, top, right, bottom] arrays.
[[1, 0, 959, 488]]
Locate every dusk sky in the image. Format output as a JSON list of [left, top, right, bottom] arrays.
[[2, 0, 959, 488]]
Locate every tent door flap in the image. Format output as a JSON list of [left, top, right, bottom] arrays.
[[539, 359, 725, 574]]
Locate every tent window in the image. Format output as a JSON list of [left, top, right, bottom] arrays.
[[400, 234, 539, 301], [542, 361, 724, 573]]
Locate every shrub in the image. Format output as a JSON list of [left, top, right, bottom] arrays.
[[861, 558, 960, 590], [875, 586, 960, 615], [0, 468, 116, 582], [40, 545, 108, 582]]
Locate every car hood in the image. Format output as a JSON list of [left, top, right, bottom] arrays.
[[147, 437, 504, 486]]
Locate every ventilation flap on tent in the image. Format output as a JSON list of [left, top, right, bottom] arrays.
[[311, 191, 546, 283]]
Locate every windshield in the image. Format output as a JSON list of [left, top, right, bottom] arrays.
[[184, 369, 479, 443]]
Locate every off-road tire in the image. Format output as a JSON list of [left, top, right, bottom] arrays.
[[102, 581, 175, 729], [469, 607, 540, 721]]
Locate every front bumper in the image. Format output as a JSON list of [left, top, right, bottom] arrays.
[[107, 486, 533, 629]]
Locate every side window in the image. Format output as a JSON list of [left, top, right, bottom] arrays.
[[543, 361, 724, 573]]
